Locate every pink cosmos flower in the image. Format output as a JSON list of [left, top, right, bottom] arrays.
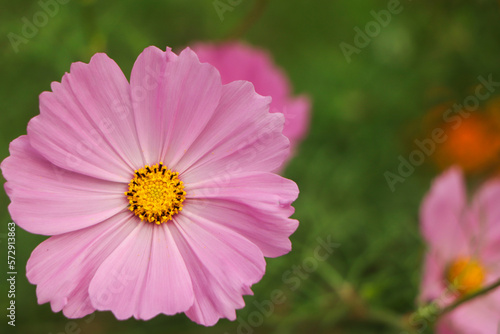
[[192, 42, 311, 160], [419, 167, 500, 333], [1, 46, 299, 326]]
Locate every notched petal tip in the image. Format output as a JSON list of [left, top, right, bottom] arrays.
[[178, 47, 199, 61]]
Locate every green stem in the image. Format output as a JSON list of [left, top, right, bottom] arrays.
[[364, 308, 417, 334], [437, 277, 500, 318], [226, 0, 271, 40], [316, 266, 415, 334]]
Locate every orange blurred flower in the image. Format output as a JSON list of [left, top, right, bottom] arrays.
[[424, 100, 500, 174]]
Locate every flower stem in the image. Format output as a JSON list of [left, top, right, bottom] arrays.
[[316, 266, 416, 334], [226, 0, 271, 40], [437, 277, 500, 318], [364, 308, 418, 334]]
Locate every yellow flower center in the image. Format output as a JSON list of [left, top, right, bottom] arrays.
[[125, 163, 186, 224], [447, 257, 486, 296]]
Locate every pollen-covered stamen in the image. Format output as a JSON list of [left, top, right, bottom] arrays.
[[125, 163, 186, 224], [447, 256, 486, 296]]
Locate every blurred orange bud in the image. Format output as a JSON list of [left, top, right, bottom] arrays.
[[431, 107, 500, 173]]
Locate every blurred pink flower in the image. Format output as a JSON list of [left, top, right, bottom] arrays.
[[419, 167, 500, 333], [1, 46, 299, 325], [193, 42, 311, 163]]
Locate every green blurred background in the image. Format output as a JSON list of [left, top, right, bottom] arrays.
[[1, 0, 500, 333]]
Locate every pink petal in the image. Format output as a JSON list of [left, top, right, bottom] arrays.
[[419, 251, 447, 303], [183, 172, 298, 257], [88, 220, 194, 320], [169, 213, 266, 326], [1, 136, 127, 235], [420, 167, 470, 261], [281, 95, 311, 149], [471, 178, 500, 265], [186, 171, 298, 210], [129, 46, 222, 166], [448, 288, 500, 333], [436, 316, 459, 334], [194, 42, 290, 99], [194, 42, 311, 152], [184, 199, 297, 258], [27, 53, 142, 182], [26, 212, 137, 318], [178, 80, 289, 183]]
